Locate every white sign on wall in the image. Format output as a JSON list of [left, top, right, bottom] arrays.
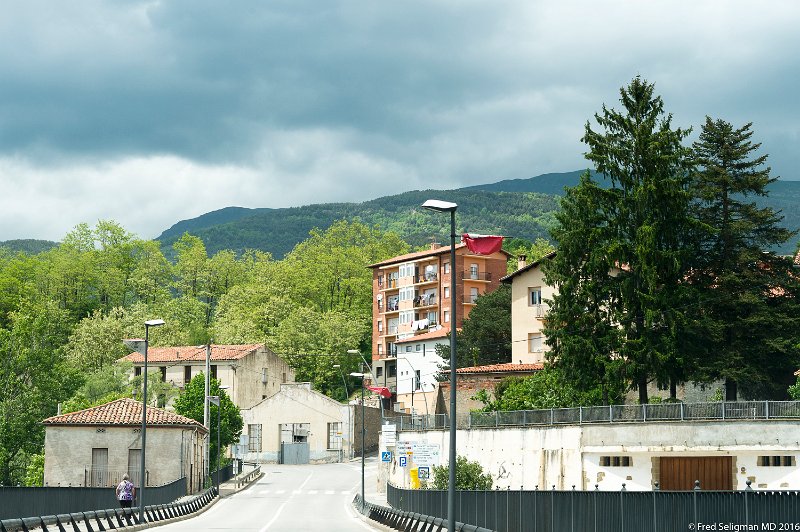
[[411, 443, 441, 468], [383, 424, 397, 447]]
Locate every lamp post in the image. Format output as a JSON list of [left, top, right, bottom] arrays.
[[350, 370, 366, 509], [422, 198, 458, 532], [139, 318, 165, 524], [203, 343, 212, 487], [346, 349, 384, 420], [208, 395, 221, 495]]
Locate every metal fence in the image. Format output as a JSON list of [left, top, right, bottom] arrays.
[[0, 476, 187, 521], [355, 494, 495, 532], [388, 483, 800, 532], [394, 401, 800, 431], [0, 485, 216, 532]]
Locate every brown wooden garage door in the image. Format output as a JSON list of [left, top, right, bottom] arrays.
[[659, 456, 733, 491]]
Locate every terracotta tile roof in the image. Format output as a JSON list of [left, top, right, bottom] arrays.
[[368, 244, 511, 269], [121, 344, 263, 364], [395, 328, 451, 344], [456, 362, 544, 374], [42, 398, 207, 431]]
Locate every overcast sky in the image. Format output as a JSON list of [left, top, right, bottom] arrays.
[[1, 1, 798, 242]]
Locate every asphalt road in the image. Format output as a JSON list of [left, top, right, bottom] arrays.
[[155, 457, 382, 532]]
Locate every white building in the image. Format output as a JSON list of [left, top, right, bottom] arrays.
[[392, 328, 449, 416]]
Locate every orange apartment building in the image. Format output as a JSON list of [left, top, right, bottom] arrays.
[[367, 242, 509, 409]]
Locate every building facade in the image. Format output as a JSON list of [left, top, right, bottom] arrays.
[[43, 398, 207, 493], [121, 344, 294, 410], [239, 382, 382, 464], [436, 362, 544, 415], [368, 243, 509, 403]]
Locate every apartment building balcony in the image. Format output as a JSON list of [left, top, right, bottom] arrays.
[[413, 272, 438, 286], [463, 270, 492, 282], [412, 294, 437, 308]]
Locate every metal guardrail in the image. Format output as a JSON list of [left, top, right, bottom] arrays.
[[354, 494, 495, 532], [0, 486, 217, 532], [395, 401, 800, 431], [388, 482, 800, 532]]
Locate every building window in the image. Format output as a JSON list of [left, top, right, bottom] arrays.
[[376, 366, 383, 378], [387, 363, 396, 378], [444, 286, 450, 299], [160, 366, 167, 381], [529, 287, 542, 306], [184, 366, 192, 384], [327, 422, 342, 450], [444, 310, 450, 323], [378, 344, 383, 355], [248, 424, 262, 452], [378, 320, 383, 332], [470, 287, 479, 303], [529, 334, 543, 353], [405, 345, 412, 353], [377, 274, 383, 287], [470, 263, 479, 280], [758, 456, 796, 466], [282, 372, 287, 383], [444, 262, 450, 274], [134, 366, 142, 377], [415, 370, 421, 391], [600, 456, 631, 467], [211, 365, 217, 379], [415, 344, 421, 352]]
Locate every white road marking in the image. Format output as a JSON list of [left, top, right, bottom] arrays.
[[258, 472, 314, 532]]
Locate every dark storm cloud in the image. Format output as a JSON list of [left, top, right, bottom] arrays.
[[0, 1, 798, 240]]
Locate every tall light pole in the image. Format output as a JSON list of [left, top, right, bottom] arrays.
[[208, 395, 221, 495], [422, 198, 458, 532], [350, 370, 366, 510], [203, 343, 212, 486], [347, 349, 384, 420], [139, 318, 165, 524]]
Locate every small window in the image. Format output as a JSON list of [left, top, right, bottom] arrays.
[[184, 366, 192, 385], [327, 422, 342, 450], [134, 366, 142, 377], [405, 346, 412, 353], [211, 365, 217, 379], [444, 286, 450, 299], [529, 334, 543, 353], [444, 262, 450, 274], [387, 363, 397, 378], [378, 320, 383, 332], [376, 366, 383, 378], [529, 288, 542, 306], [444, 310, 450, 323], [282, 372, 287, 383], [758, 456, 796, 467], [248, 424, 262, 452], [160, 367, 167, 381], [415, 370, 421, 391], [378, 344, 383, 355], [600, 456, 631, 467], [415, 344, 421, 352]]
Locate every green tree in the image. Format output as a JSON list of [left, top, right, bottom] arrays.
[[430, 455, 493, 490], [474, 366, 624, 411], [173, 374, 243, 467], [62, 362, 135, 413], [436, 284, 512, 369], [64, 307, 129, 371], [23, 453, 44, 487], [545, 77, 693, 404], [685, 118, 799, 399]]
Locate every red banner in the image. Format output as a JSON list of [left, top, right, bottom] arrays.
[[461, 233, 504, 255], [367, 386, 392, 398]]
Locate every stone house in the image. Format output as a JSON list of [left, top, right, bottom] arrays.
[[239, 382, 382, 464], [43, 398, 207, 493], [121, 344, 294, 410]]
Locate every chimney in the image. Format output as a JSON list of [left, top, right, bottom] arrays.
[[430, 242, 441, 250], [517, 254, 527, 271]]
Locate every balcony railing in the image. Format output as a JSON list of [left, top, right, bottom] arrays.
[[463, 271, 492, 281], [413, 294, 436, 307]]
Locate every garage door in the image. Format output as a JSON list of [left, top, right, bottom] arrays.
[[659, 456, 733, 491]]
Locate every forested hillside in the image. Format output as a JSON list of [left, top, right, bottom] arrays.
[[0, 239, 58, 254], [156, 189, 561, 259], [156, 171, 799, 259]]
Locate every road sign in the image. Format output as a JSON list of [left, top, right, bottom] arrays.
[[383, 424, 397, 446], [418, 466, 430, 480], [396, 441, 413, 456], [381, 451, 392, 462], [411, 443, 441, 467], [399, 456, 408, 468]]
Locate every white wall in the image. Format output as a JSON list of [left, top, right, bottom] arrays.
[[388, 420, 800, 491]]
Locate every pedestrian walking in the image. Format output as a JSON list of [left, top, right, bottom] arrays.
[[116, 474, 136, 508]]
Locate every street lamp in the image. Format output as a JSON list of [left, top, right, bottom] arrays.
[[350, 370, 366, 510], [347, 349, 384, 420], [422, 198, 458, 532], [208, 395, 221, 495], [139, 318, 165, 524], [332, 364, 349, 401]]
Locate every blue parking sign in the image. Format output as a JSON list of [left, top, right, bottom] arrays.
[[399, 456, 407, 467], [381, 451, 392, 462]]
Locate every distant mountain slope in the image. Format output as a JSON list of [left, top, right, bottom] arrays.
[[0, 239, 58, 254], [155, 171, 800, 258], [156, 189, 561, 259], [466, 172, 800, 254]]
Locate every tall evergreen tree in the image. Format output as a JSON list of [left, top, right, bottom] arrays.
[[544, 77, 694, 403], [686, 118, 799, 400]]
